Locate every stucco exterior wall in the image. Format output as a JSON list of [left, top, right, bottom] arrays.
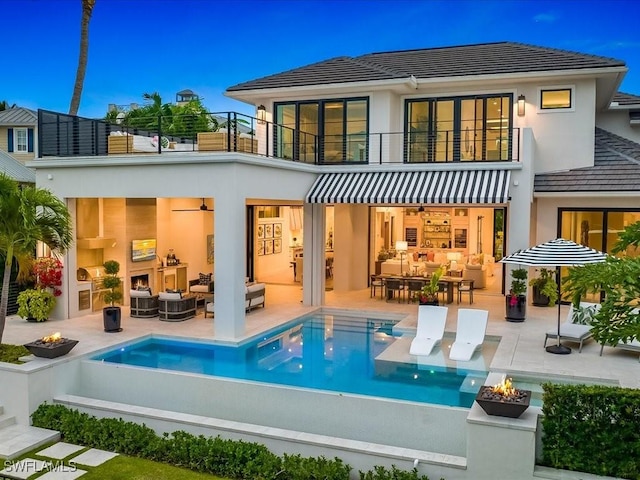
[[596, 110, 640, 144]]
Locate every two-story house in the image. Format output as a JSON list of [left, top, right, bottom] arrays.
[[0, 107, 38, 164], [29, 42, 640, 339]]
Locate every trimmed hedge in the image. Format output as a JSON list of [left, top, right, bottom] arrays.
[[542, 383, 640, 479], [32, 404, 435, 480]]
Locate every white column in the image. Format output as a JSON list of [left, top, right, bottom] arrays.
[[303, 203, 324, 306], [213, 191, 246, 339]]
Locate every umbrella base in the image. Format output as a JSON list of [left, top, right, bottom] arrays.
[[546, 344, 571, 355]]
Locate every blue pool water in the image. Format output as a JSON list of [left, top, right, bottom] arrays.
[[92, 314, 488, 408]]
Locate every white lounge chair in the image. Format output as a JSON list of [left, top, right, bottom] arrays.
[[599, 337, 640, 362], [449, 308, 489, 361], [544, 302, 600, 353], [410, 305, 448, 356]]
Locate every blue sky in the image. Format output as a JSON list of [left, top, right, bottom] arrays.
[[3, 0, 640, 118]]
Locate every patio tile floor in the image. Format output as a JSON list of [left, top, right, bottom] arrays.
[[3, 284, 638, 390]]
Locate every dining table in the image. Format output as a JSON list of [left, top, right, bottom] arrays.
[[375, 274, 466, 304]]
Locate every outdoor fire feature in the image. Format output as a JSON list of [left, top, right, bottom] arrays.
[[475, 376, 531, 418], [24, 332, 79, 359]]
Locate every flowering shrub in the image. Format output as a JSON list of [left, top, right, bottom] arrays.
[[32, 257, 63, 297]]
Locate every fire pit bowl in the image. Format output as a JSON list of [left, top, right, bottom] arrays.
[[475, 378, 531, 418], [24, 333, 79, 359]]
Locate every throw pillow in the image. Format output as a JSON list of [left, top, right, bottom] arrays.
[[572, 305, 597, 325], [199, 273, 212, 285]]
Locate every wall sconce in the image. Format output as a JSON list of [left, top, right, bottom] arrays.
[[256, 104, 266, 125], [517, 95, 526, 117]]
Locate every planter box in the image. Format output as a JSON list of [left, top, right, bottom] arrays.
[[23, 339, 79, 359], [505, 295, 527, 322], [475, 386, 531, 418]]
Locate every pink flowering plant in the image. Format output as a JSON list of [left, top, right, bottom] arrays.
[[508, 267, 528, 305], [32, 257, 64, 297]]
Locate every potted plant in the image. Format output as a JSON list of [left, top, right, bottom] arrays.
[[16, 288, 56, 322], [102, 260, 123, 332], [505, 267, 528, 322], [529, 268, 558, 307], [419, 266, 445, 305]]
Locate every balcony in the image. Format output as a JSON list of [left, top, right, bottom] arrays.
[[37, 109, 520, 165]]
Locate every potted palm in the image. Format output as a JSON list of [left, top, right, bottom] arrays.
[[505, 267, 528, 322], [102, 260, 123, 332], [529, 268, 558, 307], [419, 266, 445, 306]]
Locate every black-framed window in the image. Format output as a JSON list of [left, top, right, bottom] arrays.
[[275, 98, 369, 164], [540, 89, 572, 110], [405, 94, 513, 163]]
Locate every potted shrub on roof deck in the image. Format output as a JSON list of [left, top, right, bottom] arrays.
[[529, 268, 559, 307], [102, 260, 123, 332], [505, 267, 528, 322]]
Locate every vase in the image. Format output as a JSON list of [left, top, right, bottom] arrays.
[[475, 386, 531, 418], [23, 339, 78, 359], [505, 295, 526, 322], [103, 306, 122, 332], [531, 286, 551, 307]]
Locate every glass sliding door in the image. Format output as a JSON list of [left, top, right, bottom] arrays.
[[299, 103, 318, 163], [275, 104, 296, 160], [405, 94, 512, 163], [407, 101, 429, 162], [323, 102, 344, 163], [346, 100, 367, 162], [275, 98, 369, 164]]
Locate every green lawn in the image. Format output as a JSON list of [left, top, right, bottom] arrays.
[[5, 443, 229, 479]]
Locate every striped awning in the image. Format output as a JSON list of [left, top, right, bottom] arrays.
[[305, 169, 511, 204]]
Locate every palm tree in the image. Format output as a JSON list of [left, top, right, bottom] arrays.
[[0, 174, 72, 343], [0, 101, 16, 112], [69, 0, 96, 115]]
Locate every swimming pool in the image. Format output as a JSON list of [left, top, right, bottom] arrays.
[[93, 313, 489, 408]]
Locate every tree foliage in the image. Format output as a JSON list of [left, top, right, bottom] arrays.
[[0, 174, 72, 342], [563, 221, 640, 346], [107, 93, 217, 137], [69, 0, 96, 115]]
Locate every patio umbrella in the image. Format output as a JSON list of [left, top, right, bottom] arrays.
[[499, 238, 608, 355]]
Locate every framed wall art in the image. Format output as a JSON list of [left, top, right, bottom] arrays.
[[257, 224, 265, 239], [274, 223, 282, 238], [273, 238, 282, 254], [265, 240, 274, 255], [265, 224, 273, 239], [258, 241, 265, 256]]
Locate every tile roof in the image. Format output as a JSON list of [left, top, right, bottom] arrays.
[[0, 150, 35, 183], [612, 92, 640, 106], [534, 128, 640, 193], [0, 107, 37, 126], [227, 42, 626, 92]]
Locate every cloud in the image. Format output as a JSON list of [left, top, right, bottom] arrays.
[[533, 12, 557, 23]]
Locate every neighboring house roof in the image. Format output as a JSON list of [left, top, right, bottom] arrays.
[[611, 91, 640, 106], [0, 150, 35, 183], [534, 128, 640, 193], [227, 42, 626, 91], [0, 107, 37, 126]]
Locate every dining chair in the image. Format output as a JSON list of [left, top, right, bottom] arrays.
[[406, 279, 425, 303], [370, 274, 385, 299], [437, 281, 449, 304], [457, 279, 474, 304], [384, 278, 405, 303]]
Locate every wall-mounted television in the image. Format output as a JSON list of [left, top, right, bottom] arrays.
[[131, 239, 157, 262]]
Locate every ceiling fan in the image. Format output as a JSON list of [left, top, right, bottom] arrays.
[[172, 198, 214, 212]]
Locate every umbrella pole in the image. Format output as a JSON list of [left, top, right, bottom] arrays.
[[546, 266, 571, 354]]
